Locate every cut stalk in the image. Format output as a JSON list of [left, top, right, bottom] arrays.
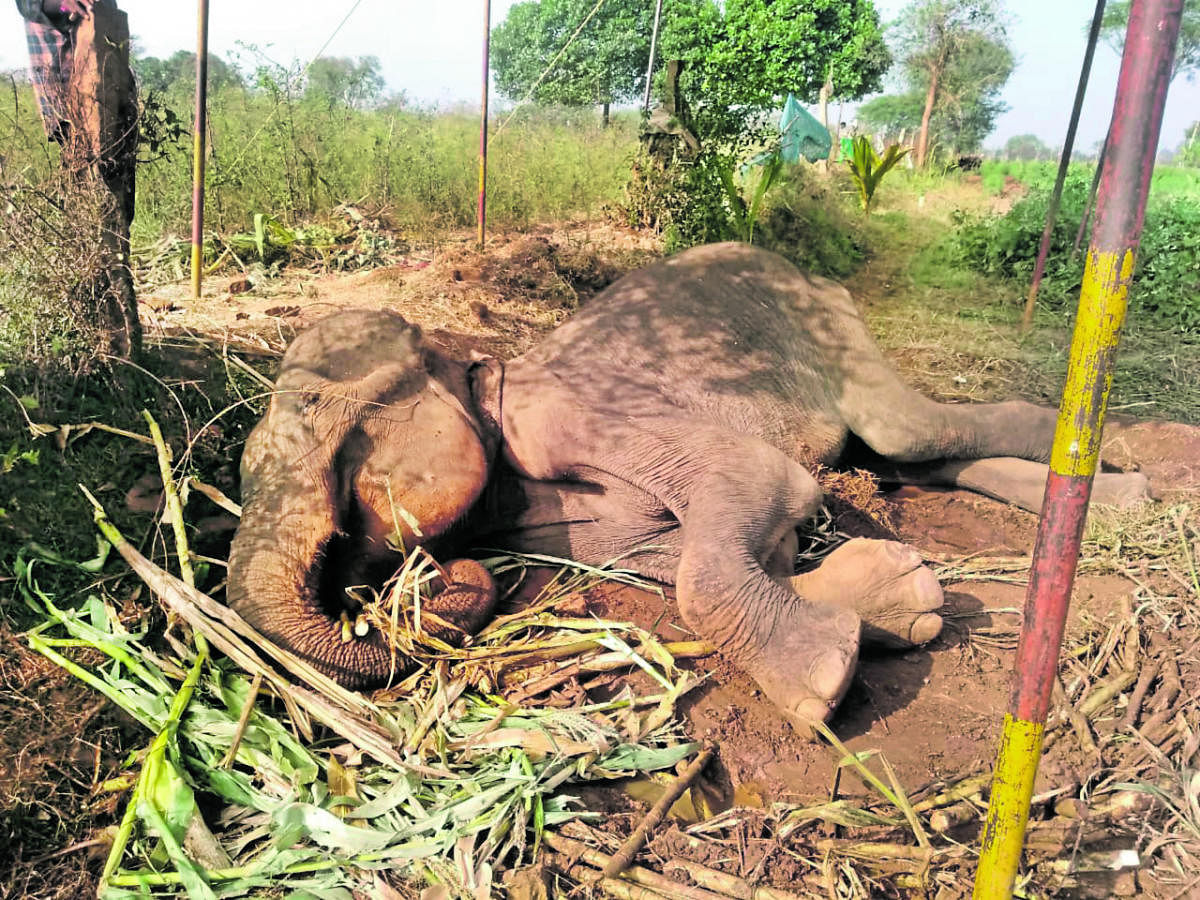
[[602, 742, 716, 877]]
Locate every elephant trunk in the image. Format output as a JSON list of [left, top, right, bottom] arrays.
[[226, 463, 396, 689]]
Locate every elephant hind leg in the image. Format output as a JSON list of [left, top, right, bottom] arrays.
[[809, 293, 1058, 463], [840, 380, 1059, 464], [874, 457, 1154, 514]]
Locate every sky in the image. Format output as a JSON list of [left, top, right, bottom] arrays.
[[2, 0, 1197, 153]]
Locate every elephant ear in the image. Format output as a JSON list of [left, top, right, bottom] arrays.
[[467, 355, 504, 441], [281, 309, 424, 383]]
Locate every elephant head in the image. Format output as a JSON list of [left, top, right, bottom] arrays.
[[226, 310, 499, 687]]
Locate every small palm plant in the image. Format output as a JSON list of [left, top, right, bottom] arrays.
[[721, 151, 785, 244], [846, 136, 910, 215]]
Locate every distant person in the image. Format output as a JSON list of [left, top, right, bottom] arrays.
[[15, 0, 116, 142]]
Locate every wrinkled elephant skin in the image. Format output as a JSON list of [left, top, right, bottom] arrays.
[[227, 243, 1152, 731]]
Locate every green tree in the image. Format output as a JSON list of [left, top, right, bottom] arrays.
[[1003, 133, 1051, 161], [491, 0, 658, 126], [132, 50, 243, 99], [856, 29, 1010, 157], [890, 0, 1012, 166], [492, 0, 890, 139], [925, 28, 1013, 153], [856, 92, 924, 139], [304, 56, 385, 110], [1098, 0, 1200, 82], [665, 0, 891, 145]]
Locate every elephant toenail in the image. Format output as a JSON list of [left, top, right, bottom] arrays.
[[910, 612, 944, 645], [809, 646, 854, 702], [793, 696, 835, 729], [910, 567, 944, 610]]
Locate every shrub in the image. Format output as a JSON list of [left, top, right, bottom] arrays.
[[755, 167, 866, 279], [0, 167, 129, 366], [949, 173, 1200, 332], [624, 148, 742, 251]]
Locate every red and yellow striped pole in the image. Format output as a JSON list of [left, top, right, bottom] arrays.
[[973, 1, 1183, 896]]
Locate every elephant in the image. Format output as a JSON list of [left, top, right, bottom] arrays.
[[226, 242, 1151, 733]]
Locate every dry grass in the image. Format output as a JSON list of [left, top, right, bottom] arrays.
[[0, 166, 123, 364]]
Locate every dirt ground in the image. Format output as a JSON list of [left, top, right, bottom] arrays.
[[3, 210, 1199, 897]]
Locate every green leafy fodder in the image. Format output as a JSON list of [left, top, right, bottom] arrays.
[[20, 525, 701, 898]]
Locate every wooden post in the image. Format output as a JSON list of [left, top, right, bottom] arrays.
[[973, 1, 1183, 895], [67, 3, 140, 356], [1019, 0, 1108, 333]]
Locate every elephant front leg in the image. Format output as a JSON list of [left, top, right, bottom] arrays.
[[673, 470, 862, 735], [790, 539, 946, 649]]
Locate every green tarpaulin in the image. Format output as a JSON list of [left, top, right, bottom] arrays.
[[779, 93, 831, 164]]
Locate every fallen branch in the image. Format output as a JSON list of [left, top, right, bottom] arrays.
[[1121, 656, 1162, 729], [602, 742, 717, 878]]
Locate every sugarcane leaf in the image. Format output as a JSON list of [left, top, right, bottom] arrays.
[[597, 741, 700, 772], [272, 803, 397, 853]]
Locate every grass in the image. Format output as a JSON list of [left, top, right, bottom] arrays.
[[0, 75, 638, 244], [980, 159, 1200, 200], [845, 187, 1200, 425]]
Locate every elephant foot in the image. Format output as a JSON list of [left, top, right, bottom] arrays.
[[791, 539, 945, 650], [744, 603, 861, 737], [420, 558, 498, 642], [1092, 471, 1153, 508]]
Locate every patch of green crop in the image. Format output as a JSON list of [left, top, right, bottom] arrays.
[[947, 170, 1200, 333]]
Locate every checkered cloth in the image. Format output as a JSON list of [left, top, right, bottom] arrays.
[[15, 0, 116, 139]]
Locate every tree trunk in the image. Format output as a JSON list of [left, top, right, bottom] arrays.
[[915, 64, 940, 169], [67, 5, 141, 357], [602, 101, 610, 128]]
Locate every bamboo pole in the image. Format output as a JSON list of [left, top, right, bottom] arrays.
[[190, 0, 209, 300], [973, 2, 1184, 896], [477, 0, 491, 249], [1020, 0, 1108, 332]]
